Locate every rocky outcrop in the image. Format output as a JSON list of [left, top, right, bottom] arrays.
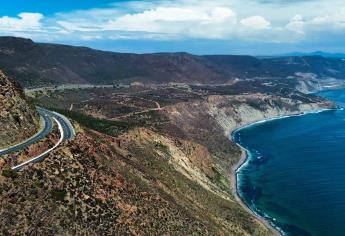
[[0, 70, 39, 148], [284, 72, 345, 93], [207, 94, 335, 136], [162, 93, 335, 235], [166, 93, 336, 138]]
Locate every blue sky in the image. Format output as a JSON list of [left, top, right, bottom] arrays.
[[1, 0, 345, 55]]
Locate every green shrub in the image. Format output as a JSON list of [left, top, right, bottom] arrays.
[[51, 188, 67, 201], [2, 169, 18, 178]]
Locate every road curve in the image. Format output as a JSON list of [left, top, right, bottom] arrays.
[[4, 107, 76, 171], [0, 108, 53, 156], [37, 107, 75, 140], [11, 117, 65, 171]]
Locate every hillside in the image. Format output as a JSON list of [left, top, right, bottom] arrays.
[[2, 89, 331, 235], [1, 37, 345, 88], [0, 127, 274, 235], [0, 71, 39, 148], [0, 38, 341, 235], [0, 37, 223, 87], [0, 82, 328, 235]]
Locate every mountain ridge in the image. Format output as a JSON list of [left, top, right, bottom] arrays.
[[275, 51, 345, 58], [1, 37, 345, 88]]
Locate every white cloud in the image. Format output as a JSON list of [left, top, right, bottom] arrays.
[[284, 8, 345, 36], [308, 9, 345, 30], [286, 15, 304, 34], [1, 0, 345, 46], [56, 6, 238, 39], [80, 35, 103, 40], [240, 16, 271, 30], [0, 13, 43, 32]]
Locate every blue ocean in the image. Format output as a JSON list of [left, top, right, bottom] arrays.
[[233, 89, 345, 236]]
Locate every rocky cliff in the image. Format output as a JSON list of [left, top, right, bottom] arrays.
[[162, 92, 335, 234], [0, 71, 39, 148], [208, 94, 335, 136], [166, 93, 335, 138]]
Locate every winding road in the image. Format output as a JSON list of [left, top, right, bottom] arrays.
[[0, 106, 75, 171], [0, 108, 53, 156], [37, 107, 75, 140]]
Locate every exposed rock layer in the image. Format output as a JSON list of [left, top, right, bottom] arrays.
[[0, 70, 39, 148], [166, 93, 335, 138]]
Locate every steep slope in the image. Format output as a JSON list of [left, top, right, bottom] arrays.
[[0, 70, 39, 148], [20, 83, 336, 235], [0, 127, 272, 235]]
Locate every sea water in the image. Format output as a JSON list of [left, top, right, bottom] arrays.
[[234, 89, 345, 236]]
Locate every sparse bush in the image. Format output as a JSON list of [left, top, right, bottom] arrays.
[[35, 169, 44, 179], [155, 142, 170, 154], [51, 188, 67, 201], [2, 168, 18, 178]]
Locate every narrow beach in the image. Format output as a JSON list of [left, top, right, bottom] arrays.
[[229, 108, 336, 236]]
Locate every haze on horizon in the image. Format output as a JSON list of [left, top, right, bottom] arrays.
[[1, 0, 345, 55]]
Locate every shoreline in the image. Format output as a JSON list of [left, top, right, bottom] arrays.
[[229, 108, 336, 236]]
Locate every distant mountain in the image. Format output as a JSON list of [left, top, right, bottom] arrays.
[[0, 37, 225, 87], [277, 51, 345, 59], [0, 70, 39, 148], [1, 37, 345, 88]]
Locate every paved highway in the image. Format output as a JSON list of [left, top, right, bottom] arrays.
[[37, 107, 75, 140], [0, 106, 75, 171], [0, 108, 53, 155]]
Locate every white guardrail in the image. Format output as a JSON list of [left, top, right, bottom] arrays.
[[11, 117, 64, 171]]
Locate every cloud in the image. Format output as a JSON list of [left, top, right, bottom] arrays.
[[53, 3, 279, 40], [105, 6, 237, 39], [1, 0, 345, 53], [56, 5, 238, 39], [240, 16, 271, 29], [285, 8, 345, 36], [0, 13, 43, 32], [286, 15, 304, 34], [53, 0, 336, 42], [308, 9, 345, 30]]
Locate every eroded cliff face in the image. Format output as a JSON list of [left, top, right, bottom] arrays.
[[0, 70, 39, 148], [167, 93, 335, 138], [164, 93, 336, 196], [208, 94, 335, 136], [292, 74, 345, 94]]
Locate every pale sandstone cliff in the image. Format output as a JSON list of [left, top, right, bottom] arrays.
[[207, 94, 335, 136], [167, 93, 335, 138], [163, 93, 335, 235]]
